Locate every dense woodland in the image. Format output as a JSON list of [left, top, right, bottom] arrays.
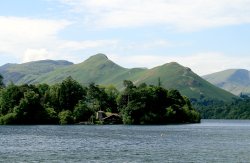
[[193, 95, 250, 119], [0, 75, 200, 125]]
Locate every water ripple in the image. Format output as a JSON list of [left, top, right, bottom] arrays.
[[1, 120, 250, 162]]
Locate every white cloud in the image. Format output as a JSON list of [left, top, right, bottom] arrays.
[[61, 0, 250, 31], [0, 16, 70, 56], [0, 16, 118, 63], [109, 52, 250, 75], [1, 1, 248, 76], [23, 48, 51, 62], [0, 16, 69, 40]]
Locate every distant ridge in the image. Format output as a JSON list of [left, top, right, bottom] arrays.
[[203, 69, 250, 96], [0, 59, 73, 84], [0, 54, 236, 101]]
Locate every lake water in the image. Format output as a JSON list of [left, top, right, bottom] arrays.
[[1, 120, 250, 162]]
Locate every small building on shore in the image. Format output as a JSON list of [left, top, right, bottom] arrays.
[[103, 114, 122, 124], [96, 111, 106, 120], [96, 111, 122, 124]]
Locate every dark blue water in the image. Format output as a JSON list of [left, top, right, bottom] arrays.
[[1, 120, 250, 162]]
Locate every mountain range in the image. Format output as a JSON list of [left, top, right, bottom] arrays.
[[0, 60, 73, 84], [0, 53, 236, 101], [203, 69, 250, 96]]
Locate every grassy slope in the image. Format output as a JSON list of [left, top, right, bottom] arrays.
[[131, 62, 236, 101], [35, 54, 131, 85], [0, 53, 236, 101], [203, 69, 250, 95], [0, 60, 73, 84], [36, 55, 236, 101], [36, 54, 148, 89]]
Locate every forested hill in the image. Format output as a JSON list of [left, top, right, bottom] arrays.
[[0, 53, 236, 102]]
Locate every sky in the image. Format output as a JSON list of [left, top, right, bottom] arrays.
[[0, 0, 250, 75]]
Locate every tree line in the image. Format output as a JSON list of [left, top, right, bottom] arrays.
[[0, 75, 200, 124], [193, 95, 250, 119]]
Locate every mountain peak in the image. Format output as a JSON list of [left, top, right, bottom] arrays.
[[80, 54, 113, 66], [168, 61, 179, 65], [228, 69, 250, 84], [165, 62, 183, 67], [88, 53, 109, 60], [203, 69, 250, 95], [0, 54, 236, 101]]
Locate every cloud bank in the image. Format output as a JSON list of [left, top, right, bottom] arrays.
[[61, 0, 250, 31], [0, 16, 117, 63], [0, 1, 249, 76]]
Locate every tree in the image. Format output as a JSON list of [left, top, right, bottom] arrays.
[[158, 77, 162, 87], [123, 80, 135, 90], [73, 100, 94, 122], [118, 80, 200, 124], [59, 76, 86, 111], [59, 110, 74, 124], [117, 80, 136, 112], [86, 83, 109, 111], [0, 112, 17, 124], [0, 74, 4, 88], [47, 77, 86, 112], [104, 85, 119, 113], [0, 83, 23, 115], [46, 84, 61, 112], [44, 107, 58, 124], [168, 89, 184, 106], [36, 83, 50, 107], [14, 90, 47, 124]]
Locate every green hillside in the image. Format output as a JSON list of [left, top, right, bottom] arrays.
[[33, 53, 145, 86], [0, 60, 73, 84], [0, 53, 236, 101], [34, 54, 236, 101], [203, 69, 250, 96], [132, 62, 236, 101]]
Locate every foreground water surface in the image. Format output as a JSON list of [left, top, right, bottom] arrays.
[[0, 119, 250, 162]]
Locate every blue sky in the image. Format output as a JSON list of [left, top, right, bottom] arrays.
[[0, 0, 250, 75]]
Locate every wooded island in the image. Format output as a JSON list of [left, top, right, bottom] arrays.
[[0, 76, 200, 124]]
